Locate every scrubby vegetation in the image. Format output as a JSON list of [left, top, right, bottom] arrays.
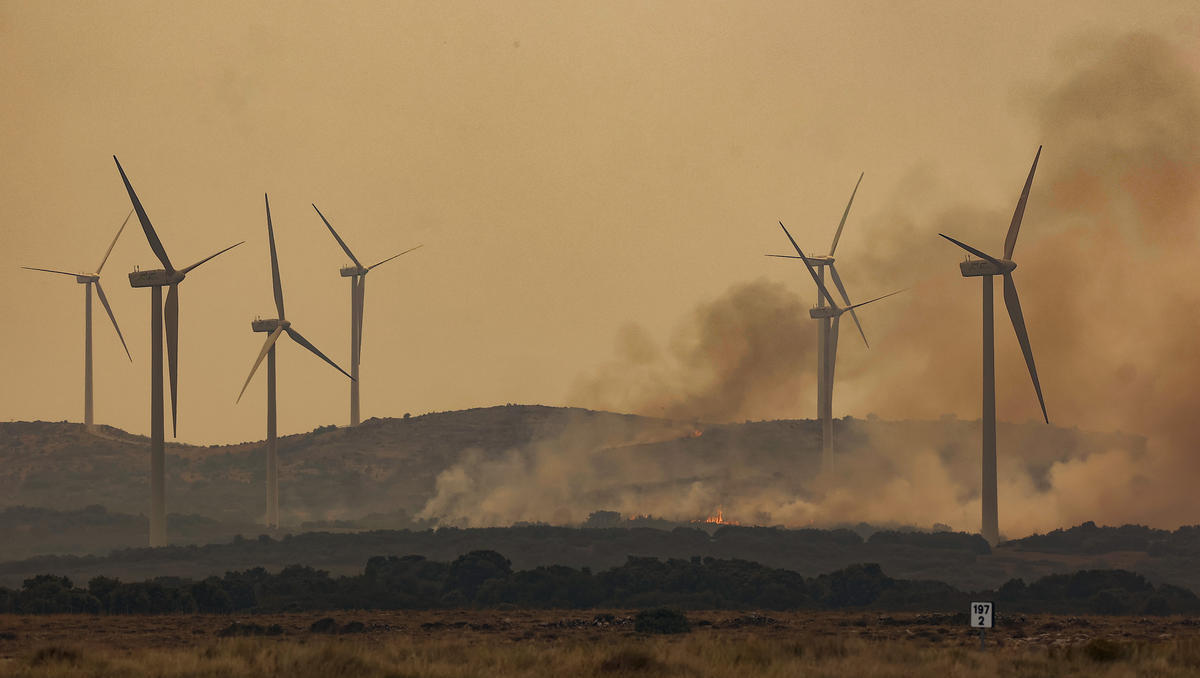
[[7, 633, 1200, 678], [0, 521, 999, 593], [1006, 521, 1200, 557], [0, 550, 1194, 616]]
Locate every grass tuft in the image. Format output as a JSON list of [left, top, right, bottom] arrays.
[[28, 646, 82, 667], [1083, 637, 1125, 662], [599, 646, 665, 673]]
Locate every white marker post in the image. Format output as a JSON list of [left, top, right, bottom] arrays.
[[970, 601, 994, 649]]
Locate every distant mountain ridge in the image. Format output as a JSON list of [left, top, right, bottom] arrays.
[[1, 405, 1144, 530], [0, 407, 684, 524]]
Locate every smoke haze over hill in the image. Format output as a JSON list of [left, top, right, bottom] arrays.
[[447, 32, 1200, 534]]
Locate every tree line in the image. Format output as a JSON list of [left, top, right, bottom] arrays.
[[1008, 521, 1200, 557], [1, 550, 1195, 616]]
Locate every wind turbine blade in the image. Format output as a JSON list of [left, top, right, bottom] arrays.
[[846, 288, 906, 311], [938, 234, 1004, 267], [236, 326, 285, 403], [180, 241, 244, 274], [368, 244, 423, 271], [265, 194, 285, 320], [356, 276, 366, 359], [164, 283, 179, 437], [285, 327, 354, 381], [312, 204, 363, 268], [1002, 273, 1048, 424], [94, 281, 131, 361], [829, 264, 867, 348], [21, 266, 82, 278], [764, 254, 804, 259], [779, 221, 838, 308], [96, 208, 134, 274], [113, 156, 174, 273], [829, 172, 863, 256], [1003, 146, 1041, 260]]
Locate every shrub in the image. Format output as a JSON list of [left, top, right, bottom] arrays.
[[634, 608, 690, 634], [217, 622, 284, 637], [447, 550, 512, 600], [1083, 637, 1124, 662], [310, 617, 339, 633]]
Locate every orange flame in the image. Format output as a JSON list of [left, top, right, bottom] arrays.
[[701, 506, 740, 526]]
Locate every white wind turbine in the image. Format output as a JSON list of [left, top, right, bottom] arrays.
[[768, 174, 876, 469], [939, 146, 1048, 546], [22, 209, 134, 429], [238, 195, 354, 528], [777, 219, 903, 471], [312, 204, 421, 426], [115, 156, 244, 547]]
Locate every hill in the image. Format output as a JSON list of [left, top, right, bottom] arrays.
[[0, 405, 1143, 534], [0, 407, 683, 525]]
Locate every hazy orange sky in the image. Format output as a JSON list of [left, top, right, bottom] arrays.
[[3, 1, 1198, 445]]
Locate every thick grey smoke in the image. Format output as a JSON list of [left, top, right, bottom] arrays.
[[421, 32, 1200, 534], [568, 279, 817, 423], [843, 31, 1200, 530]]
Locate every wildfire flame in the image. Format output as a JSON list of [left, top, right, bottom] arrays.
[[702, 506, 740, 526], [690, 429, 703, 438]]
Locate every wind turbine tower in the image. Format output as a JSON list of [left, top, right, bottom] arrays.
[[238, 195, 354, 528], [776, 219, 903, 472], [769, 174, 873, 470], [939, 146, 1048, 546], [313, 204, 421, 426], [22, 209, 134, 429], [115, 156, 243, 547]]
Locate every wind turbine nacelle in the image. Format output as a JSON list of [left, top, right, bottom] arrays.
[[809, 306, 841, 319], [339, 265, 368, 277], [128, 269, 182, 287], [251, 318, 290, 333], [805, 254, 835, 267], [959, 259, 1016, 277], [75, 274, 99, 284]]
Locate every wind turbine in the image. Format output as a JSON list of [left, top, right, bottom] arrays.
[[768, 174, 874, 469], [114, 156, 243, 547], [777, 219, 903, 471], [237, 195, 354, 529], [939, 146, 1048, 546], [312, 204, 421, 426], [22, 209, 134, 430]]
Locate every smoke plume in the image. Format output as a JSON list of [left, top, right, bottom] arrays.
[[568, 279, 816, 423], [421, 32, 1200, 535]]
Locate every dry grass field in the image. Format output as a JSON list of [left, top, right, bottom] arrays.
[[2, 610, 1200, 677]]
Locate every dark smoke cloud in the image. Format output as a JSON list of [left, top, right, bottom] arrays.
[[567, 279, 817, 423], [834, 31, 1200, 530], [852, 33, 1200, 433], [424, 32, 1200, 533]]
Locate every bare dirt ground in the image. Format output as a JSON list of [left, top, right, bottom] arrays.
[[1, 609, 1195, 656]]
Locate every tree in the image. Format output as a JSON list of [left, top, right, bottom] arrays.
[[447, 550, 512, 601]]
